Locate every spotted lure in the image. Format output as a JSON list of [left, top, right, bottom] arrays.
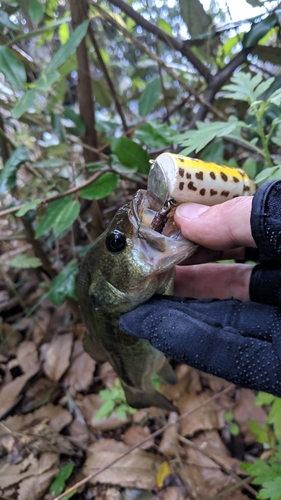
[[77, 153, 256, 412]]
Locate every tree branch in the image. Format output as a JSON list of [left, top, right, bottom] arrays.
[[104, 0, 212, 82]]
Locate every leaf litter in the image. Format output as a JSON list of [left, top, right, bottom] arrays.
[[0, 268, 269, 499]]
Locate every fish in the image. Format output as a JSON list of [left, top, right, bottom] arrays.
[[77, 189, 196, 412], [77, 153, 256, 412]]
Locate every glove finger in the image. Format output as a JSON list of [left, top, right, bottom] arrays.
[[250, 264, 281, 307], [119, 297, 281, 395]]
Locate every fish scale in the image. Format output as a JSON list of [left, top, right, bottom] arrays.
[[77, 153, 256, 412]]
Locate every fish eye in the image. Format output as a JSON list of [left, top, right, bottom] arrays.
[[106, 230, 126, 253]]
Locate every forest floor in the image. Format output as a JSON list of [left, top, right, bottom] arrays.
[[0, 282, 268, 500]]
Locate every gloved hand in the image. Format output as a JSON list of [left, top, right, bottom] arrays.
[[120, 181, 281, 396]]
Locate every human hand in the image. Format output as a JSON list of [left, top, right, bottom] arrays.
[[119, 181, 281, 395]]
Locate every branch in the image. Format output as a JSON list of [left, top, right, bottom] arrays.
[[88, 24, 128, 131], [105, 0, 211, 82]]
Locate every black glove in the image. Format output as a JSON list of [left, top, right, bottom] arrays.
[[119, 296, 281, 395], [119, 180, 281, 395]]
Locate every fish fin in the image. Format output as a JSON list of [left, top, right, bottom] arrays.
[[157, 359, 178, 385], [123, 384, 179, 414], [83, 332, 108, 363]]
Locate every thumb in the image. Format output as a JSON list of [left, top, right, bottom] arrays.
[[174, 197, 255, 250]]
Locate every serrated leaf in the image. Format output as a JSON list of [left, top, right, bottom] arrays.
[[255, 391, 275, 406], [16, 199, 42, 216], [80, 172, 119, 200], [258, 477, 281, 500], [223, 72, 275, 105], [48, 260, 78, 305], [28, 0, 44, 23], [94, 399, 115, 420], [243, 14, 277, 48], [0, 46, 26, 89], [35, 196, 79, 239], [11, 88, 37, 119], [110, 137, 150, 174], [139, 77, 161, 117], [5, 254, 42, 269], [0, 145, 29, 193], [53, 200, 79, 237]]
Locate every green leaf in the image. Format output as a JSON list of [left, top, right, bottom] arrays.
[[179, 0, 212, 37], [157, 19, 173, 35], [139, 77, 161, 116], [229, 423, 240, 436], [48, 260, 78, 305], [248, 419, 273, 447], [0, 145, 29, 193], [80, 172, 119, 200], [5, 254, 42, 269], [268, 398, 281, 439], [49, 462, 75, 496], [32, 158, 68, 169], [11, 88, 37, 120], [200, 139, 224, 164], [243, 14, 277, 48], [36, 70, 60, 91], [16, 199, 42, 216], [255, 392, 275, 406], [255, 166, 281, 184], [58, 22, 69, 44], [0, 46, 26, 89], [258, 477, 281, 500], [45, 20, 89, 74], [35, 196, 79, 239], [63, 106, 86, 136], [0, 9, 19, 30], [111, 137, 150, 174], [224, 412, 234, 422], [94, 399, 115, 420], [28, 0, 44, 23], [223, 72, 275, 104]]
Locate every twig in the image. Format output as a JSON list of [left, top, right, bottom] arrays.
[[210, 476, 256, 500], [178, 435, 257, 497], [54, 384, 235, 500], [88, 24, 128, 131]]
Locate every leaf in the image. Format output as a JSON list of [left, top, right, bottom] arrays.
[[255, 166, 281, 184], [0, 45, 26, 89], [157, 461, 171, 487], [28, 0, 44, 23], [48, 260, 78, 305], [243, 14, 277, 48], [253, 45, 281, 65], [58, 22, 69, 44], [36, 70, 60, 91], [5, 254, 42, 269], [63, 106, 86, 136], [45, 20, 89, 74], [255, 392, 275, 406], [223, 72, 275, 105], [110, 137, 150, 173], [157, 19, 173, 35], [94, 399, 115, 420], [268, 398, 281, 439], [179, 0, 212, 37], [0, 145, 29, 193], [35, 196, 79, 239], [11, 88, 37, 120], [139, 77, 161, 116], [42, 333, 73, 382], [49, 462, 75, 496], [80, 172, 119, 200], [16, 199, 42, 216], [258, 477, 281, 500], [0, 9, 19, 30]]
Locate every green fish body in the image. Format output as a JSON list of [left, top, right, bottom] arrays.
[[77, 190, 196, 412]]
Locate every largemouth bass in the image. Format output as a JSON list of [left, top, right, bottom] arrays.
[[77, 153, 255, 412]]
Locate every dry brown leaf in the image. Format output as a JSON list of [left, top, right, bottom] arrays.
[[83, 439, 163, 489], [0, 452, 58, 489], [41, 332, 73, 381], [63, 346, 96, 392], [178, 391, 220, 437], [159, 486, 185, 500], [0, 363, 40, 419], [123, 425, 153, 450], [76, 394, 129, 431], [233, 388, 267, 444], [68, 418, 92, 449], [17, 467, 59, 500], [159, 412, 180, 457], [3, 403, 72, 433], [17, 341, 38, 373]]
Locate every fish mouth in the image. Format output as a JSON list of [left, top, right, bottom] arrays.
[[130, 189, 197, 268]]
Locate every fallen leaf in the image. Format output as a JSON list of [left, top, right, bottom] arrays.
[[41, 332, 73, 381], [63, 343, 96, 392], [17, 341, 38, 373], [123, 425, 153, 450], [18, 467, 59, 500], [0, 452, 58, 489], [3, 403, 72, 433], [159, 412, 180, 457], [83, 439, 163, 489], [157, 461, 171, 488], [178, 391, 220, 437], [159, 486, 185, 500], [68, 418, 92, 449], [0, 363, 40, 419], [233, 389, 267, 444], [76, 394, 129, 431]]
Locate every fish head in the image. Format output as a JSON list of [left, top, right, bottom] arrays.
[[82, 190, 196, 314]]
